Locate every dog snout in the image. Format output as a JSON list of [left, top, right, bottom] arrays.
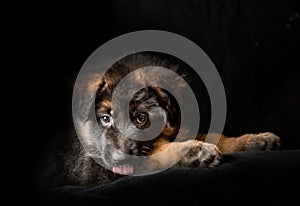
[[111, 150, 126, 162], [125, 142, 138, 155], [111, 142, 137, 162]]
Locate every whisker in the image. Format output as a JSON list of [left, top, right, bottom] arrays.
[[141, 150, 150, 154], [141, 146, 151, 151], [140, 150, 150, 155]]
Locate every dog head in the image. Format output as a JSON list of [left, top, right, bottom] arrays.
[[74, 53, 187, 173]]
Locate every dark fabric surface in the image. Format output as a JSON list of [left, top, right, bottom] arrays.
[[41, 150, 300, 206]]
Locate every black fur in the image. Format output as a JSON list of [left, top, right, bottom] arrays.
[[44, 52, 189, 188]]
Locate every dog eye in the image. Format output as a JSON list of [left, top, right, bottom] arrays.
[[100, 115, 111, 125], [136, 113, 148, 125]]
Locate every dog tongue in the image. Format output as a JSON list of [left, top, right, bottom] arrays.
[[113, 165, 134, 175]]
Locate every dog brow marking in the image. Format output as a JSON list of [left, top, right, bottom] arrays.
[[101, 100, 111, 108]]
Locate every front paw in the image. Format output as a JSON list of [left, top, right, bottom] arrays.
[[181, 141, 222, 168], [246, 132, 281, 151]]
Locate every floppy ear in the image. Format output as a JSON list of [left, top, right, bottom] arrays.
[[151, 87, 181, 128], [152, 73, 187, 104], [73, 74, 105, 123], [137, 66, 187, 104], [72, 74, 109, 157]]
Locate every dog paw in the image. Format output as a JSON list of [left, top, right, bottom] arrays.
[[246, 132, 281, 151], [181, 141, 222, 168]]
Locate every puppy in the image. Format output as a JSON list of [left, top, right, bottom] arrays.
[[48, 52, 280, 187]]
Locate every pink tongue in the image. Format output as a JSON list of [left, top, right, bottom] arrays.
[[113, 165, 134, 175]]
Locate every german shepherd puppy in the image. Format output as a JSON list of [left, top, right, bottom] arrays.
[[47, 52, 280, 187]]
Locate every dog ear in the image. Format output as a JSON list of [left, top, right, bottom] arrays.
[[136, 66, 188, 102], [72, 74, 108, 156], [151, 87, 181, 127], [73, 74, 106, 123]]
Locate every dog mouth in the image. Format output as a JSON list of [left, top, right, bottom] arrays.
[[112, 165, 134, 175]]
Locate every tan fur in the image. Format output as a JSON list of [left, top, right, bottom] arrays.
[[142, 132, 280, 172], [86, 54, 281, 174], [196, 132, 280, 153], [100, 100, 111, 108], [138, 140, 221, 173]]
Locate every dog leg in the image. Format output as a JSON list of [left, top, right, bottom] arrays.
[[215, 132, 281, 153], [137, 140, 222, 174]]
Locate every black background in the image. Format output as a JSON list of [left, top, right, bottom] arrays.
[[6, 0, 299, 204]]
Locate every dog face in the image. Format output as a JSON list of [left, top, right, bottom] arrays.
[[74, 53, 187, 172], [96, 86, 174, 168], [94, 55, 184, 170]]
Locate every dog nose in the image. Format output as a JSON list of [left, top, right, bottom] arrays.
[[126, 142, 138, 155], [128, 148, 134, 155]]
